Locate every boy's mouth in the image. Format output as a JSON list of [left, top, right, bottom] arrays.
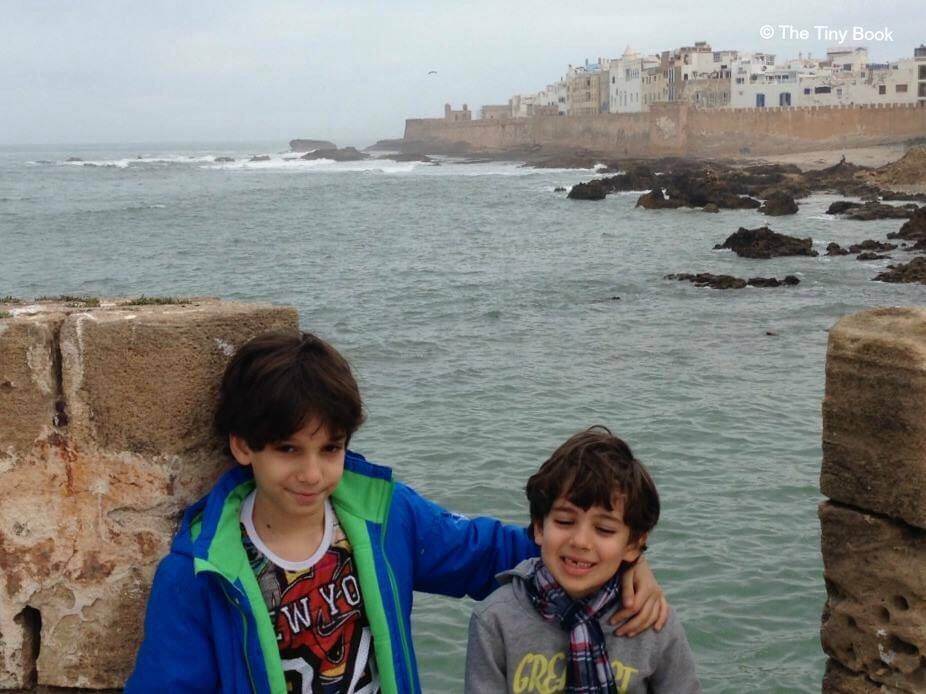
[[287, 488, 322, 504], [561, 556, 596, 575]]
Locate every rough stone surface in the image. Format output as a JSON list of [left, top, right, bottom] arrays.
[[820, 502, 926, 692], [821, 308, 926, 528], [714, 226, 819, 259], [0, 299, 298, 688], [822, 659, 892, 693], [0, 312, 64, 458]]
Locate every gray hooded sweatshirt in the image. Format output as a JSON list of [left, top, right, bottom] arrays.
[[465, 559, 700, 694]]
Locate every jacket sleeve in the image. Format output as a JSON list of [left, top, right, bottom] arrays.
[[396, 483, 538, 599], [648, 609, 701, 694], [464, 610, 509, 693], [125, 553, 220, 693]]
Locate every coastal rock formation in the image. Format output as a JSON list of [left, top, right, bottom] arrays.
[[843, 202, 918, 221], [635, 188, 682, 209], [375, 153, 436, 163], [289, 138, 337, 152], [856, 252, 890, 261], [848, 240, 897, 254], [703, 203, 719, 213], [826, 243, 850, 256], [714, 227, 819, 259], [567, 180, 608, 200], [758, 191, 798, 216], [249, 155, 271, 162], [873, 257, 926, 284], [888, 206, 926, 242], [870, 145, 926, 187], [826, 201, 863, 215], [820, 307, 926, 691], [301, 147, 369, 162], [665, 273, 799, 289], [214, 156, 235, 163], [0, 299, 297, 688]]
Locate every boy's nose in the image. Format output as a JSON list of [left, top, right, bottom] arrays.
[[295, 456, 323, 485], [571, 526, 593, 549]]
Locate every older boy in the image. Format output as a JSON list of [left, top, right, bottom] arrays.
[[127, 333, 667, 694], [465, 426, 699, 694]]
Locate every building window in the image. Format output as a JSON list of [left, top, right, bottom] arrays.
[[897, 84, 908, 93], [804, 88, 811, 95], [879, 85, 886, 95], [780, 92, 791, 106], [814, 86, 831, 94], [920, 83, 926, 97], [920, 65, 926, 79], [756, 93, 766, 107], [837, 88, 843, 96]]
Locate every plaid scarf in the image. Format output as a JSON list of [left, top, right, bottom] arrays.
[[525, 560, 622, 694]]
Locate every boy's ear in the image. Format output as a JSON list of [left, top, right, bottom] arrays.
[[624, 532, 648, 563], [532, 520, 544, 547], [229, 434, 253, 466]]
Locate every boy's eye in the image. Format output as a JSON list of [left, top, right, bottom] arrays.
[[553, 518, 574, 527], [324, 443, 344, 453], [276, 444, 297, 453], [596, 527, 617, 535]]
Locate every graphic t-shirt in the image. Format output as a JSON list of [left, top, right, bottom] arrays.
[[240, 492, 380, 694]]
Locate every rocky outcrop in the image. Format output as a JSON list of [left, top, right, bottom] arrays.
[[888, 207, 926, 242], [375, 153, 436, 163], [249, 155, 271, 162], [873, 257, 926, 284], [714, 227, 819, 259], [301, 147, 369, 162], [0, 299, 297, 689], [758, 191, 798, 216], [635, 188, 683, 209], [665, 272, 799, 289], [289, 138, 338, 152], [870, 145, 926, 187], [826, 243, 850, 256], [856, 252, 891, 261], [843, 202, 918, 221], [567, 180, 608, 200], [820, 308, 926, 691]]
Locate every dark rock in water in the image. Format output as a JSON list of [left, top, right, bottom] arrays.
[[744, 163, 803, 176], [874, 257, 926, 284], [289, 138, 337, 152], [888, 207, 926, 241], [666, 272, 799, 289], [665, 273, 747, 289], [365, 138, 406, 152], [215, 156, 235, 163], [662, 171, 761, 209], [636, 188, 683, 209], [783, 275, 800, 285], [714, 226, 819, 259], [568, 180, 608, 200], [826, 201, 864, 215], [301, 147, 369, 162], [747, 277, 782, 287], [66, 157, 83, 162], [249, 155, 271, 162], [759, 191, 799, 216], [766, 331, 779, 336], [757, 183, 811, 200], [843, 201, 918, 221], [880, 190, 926, 202], [377, 152, 435, 163], [826, 242, 850, 256], [848, 239, 897, 254], [703, 203, 719, 213], [856, 252, 891, 261], [553, 187, 567, 192]]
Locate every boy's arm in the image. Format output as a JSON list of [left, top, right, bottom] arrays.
[[397, 483, 536, 600], [125, 554, 219, 692], [648, 609, 702, 694], [464, 611, 509, 694]]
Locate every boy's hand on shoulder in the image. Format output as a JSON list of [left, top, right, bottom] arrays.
[[609, 556, 670, 637]]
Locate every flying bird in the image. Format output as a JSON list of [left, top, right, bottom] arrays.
[[427, 70, 438, 75]]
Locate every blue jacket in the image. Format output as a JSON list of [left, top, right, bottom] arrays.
[[126, 451, 537, 693]]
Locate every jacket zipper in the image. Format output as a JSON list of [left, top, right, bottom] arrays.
[[380, 499, 417, 693], [217, 577, 260, 693]]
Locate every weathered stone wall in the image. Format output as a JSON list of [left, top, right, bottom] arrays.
[[0, 299, 298, 690], [403, 102, 926, 158], [820, 307, 926, 692]]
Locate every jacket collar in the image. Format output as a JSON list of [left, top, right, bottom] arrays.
[[171, 450, 394, 579]]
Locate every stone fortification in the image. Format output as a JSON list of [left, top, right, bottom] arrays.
[[403, 102, 926, 159], [0, 299, 298, 690], [820, 308, 926, 692]]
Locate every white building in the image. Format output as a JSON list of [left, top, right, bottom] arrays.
[[609, 47, 655, 113]]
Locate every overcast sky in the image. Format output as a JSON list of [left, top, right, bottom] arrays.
[[1, 0, 920, 146]]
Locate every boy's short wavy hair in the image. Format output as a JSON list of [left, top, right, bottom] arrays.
[[525, 426, 660, 548], [214, 331, 364, 451]]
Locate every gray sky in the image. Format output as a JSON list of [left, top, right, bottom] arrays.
[[2, 0, 920, 146]]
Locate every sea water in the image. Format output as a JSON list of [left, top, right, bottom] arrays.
[[2, 142, 923, 692]]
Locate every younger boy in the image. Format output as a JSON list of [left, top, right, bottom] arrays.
[[465, 426, 699, 694], [127, 333, 666, 694]]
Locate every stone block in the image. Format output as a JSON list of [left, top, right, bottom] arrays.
[[0, 313, 64, 459], [821, 307, 926, 528], [820, 501, 926, 692], [60, 300, 298, 455], [0, 299, 299, 688]]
